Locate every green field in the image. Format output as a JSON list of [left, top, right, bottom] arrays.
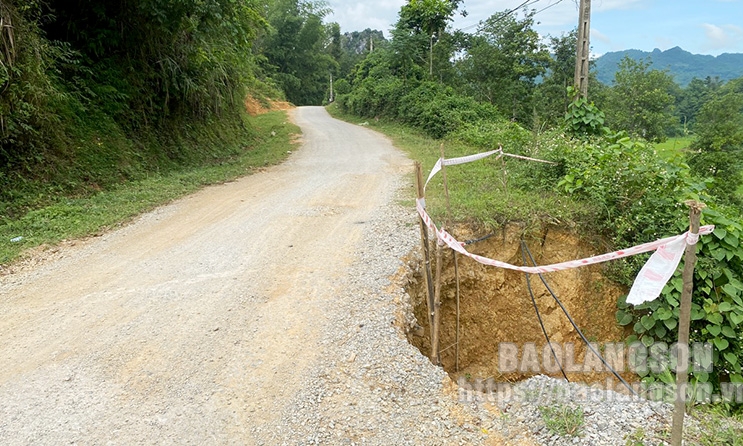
[[653, 136, 694, 160]]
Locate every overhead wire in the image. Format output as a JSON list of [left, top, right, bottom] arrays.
[[457, 0, 540, 32], [456, 0, 562, 33]]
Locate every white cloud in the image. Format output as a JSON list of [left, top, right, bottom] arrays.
[[700, 23, 743, 52], [591, 28, 612, 46], [326, 0, 405, 34]]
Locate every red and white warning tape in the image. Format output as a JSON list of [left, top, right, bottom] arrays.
[[424, 146, 557, 191], [417, 147, 714, 304], [416, 198, 712, 275]]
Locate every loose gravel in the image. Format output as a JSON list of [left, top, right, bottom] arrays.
[[257, 173, 680, 445]]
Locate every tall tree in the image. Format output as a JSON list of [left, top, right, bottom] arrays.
[[338, 29, 387, 79], [676, 76, 722, 132], [687, 88, 743, 205], [534, 30, 578, 128], [603, 57, 677, 141], [393, 0, 463, 80], [258, 0, 338, 105], [456, 10, 550, 124]]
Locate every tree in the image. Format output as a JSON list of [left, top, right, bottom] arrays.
[[394, 0, 463, 80], [455, 10, 550, 124], [603, 57, 677, 142], [534, 30, 578, 128], [338, 29, 387, 79], [676, 76, 722, 132], [258, 0, 338, 105], [687, 90, 743, 205], [397, 0, 462, 36]]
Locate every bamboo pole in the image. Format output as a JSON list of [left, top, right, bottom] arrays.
[[414, 162, 436, 345], [432, 240, 443, 364], [670, 200, 705, 446], [438, 144, 461, 371]]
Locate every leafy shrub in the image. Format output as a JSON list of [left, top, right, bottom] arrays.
[[555, 131, 692, 251], [397, 82, 500, 138], [616, 207, 743, 395], [553, 129, 743, 398], [564, 88, 609, 137]]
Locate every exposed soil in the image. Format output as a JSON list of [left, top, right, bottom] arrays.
[[244, 95, 294, 116], [406, 222, 636, 388]]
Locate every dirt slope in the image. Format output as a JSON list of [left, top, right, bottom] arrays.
[[0, 106, 415, 444]]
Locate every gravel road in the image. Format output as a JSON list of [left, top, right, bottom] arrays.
[[0, 106, 491, 444], [0, 106, 678, 445]]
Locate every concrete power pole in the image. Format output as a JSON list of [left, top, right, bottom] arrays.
[[329, 72, 334, 103], [574, 0, 591, 98]]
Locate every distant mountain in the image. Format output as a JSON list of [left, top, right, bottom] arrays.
[[593, 47, 743, 87]]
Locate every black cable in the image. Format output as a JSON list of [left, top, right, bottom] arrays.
[[521, 240, 569, 381], [458, 0, 542, 32], [533, 0, 567, 16], [522, 241, 640, 397], [463, 233, 495, 246]]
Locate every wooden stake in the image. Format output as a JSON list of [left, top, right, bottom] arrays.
[[670, 200, 705, 446], [414, 162, 435, 346]]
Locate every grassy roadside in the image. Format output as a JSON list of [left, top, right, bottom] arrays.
[[0, 110, 300, 265], [325, 103, 595, 231]]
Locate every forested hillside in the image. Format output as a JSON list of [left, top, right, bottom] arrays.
[[594, 47, 743, 87]]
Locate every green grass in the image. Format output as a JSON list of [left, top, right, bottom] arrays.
[[689, 404, 743, 446], [653, 136, 694, 160], [0, 111, 300, 265], [538, 404, 585, 437], [326, 104, 595, 230]]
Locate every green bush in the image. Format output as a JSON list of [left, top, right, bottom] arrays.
[[552, 128, 743, 398]]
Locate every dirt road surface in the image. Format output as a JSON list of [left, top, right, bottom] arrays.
[[2, 107, 481, 444]]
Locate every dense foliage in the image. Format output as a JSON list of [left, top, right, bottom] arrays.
[[257, 0, 338, 105]]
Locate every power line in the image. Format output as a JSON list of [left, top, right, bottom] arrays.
[[456, 0, 563, 34], [534, 0, 568, 16]]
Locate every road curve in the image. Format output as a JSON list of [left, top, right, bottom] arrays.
[[0, 106, 412, 444]]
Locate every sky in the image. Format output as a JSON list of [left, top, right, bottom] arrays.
[[325, 0, 743, 56]]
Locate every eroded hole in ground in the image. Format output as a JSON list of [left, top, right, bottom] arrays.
[[404, 223, 637, 389]]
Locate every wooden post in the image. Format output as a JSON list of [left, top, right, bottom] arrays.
[[454, 251, 461, 372], [414, 162, 436, 344], [670, 200, 705, 446], [428, 145, 454, 365]]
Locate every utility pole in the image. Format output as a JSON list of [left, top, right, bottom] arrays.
[[430, 33, 435, 77], [574, 0, 591, 98], [329, 72, 334, 103]]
